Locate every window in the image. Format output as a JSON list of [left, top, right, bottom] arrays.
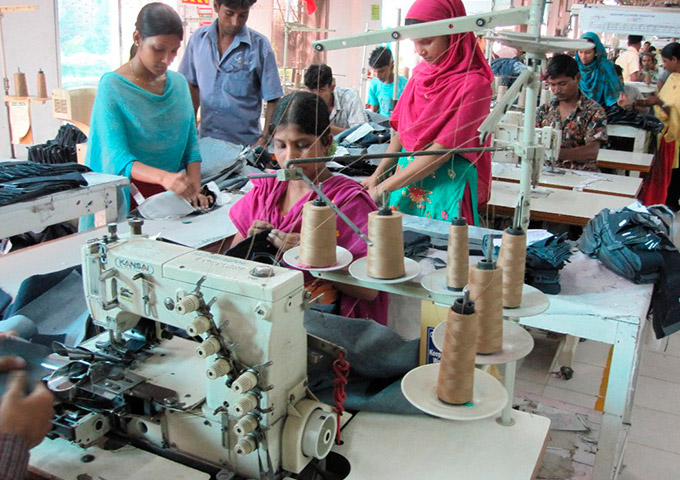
[[57, 0, 176, 88]]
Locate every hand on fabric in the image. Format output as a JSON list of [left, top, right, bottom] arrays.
[[267, 229, 300, 252], [160, 172, 197, 199], [0, 332, 54, 449], [189, 192, 211, 210], [0, 371, 54, 448], [247, 220, 275, 237], [361, 175, 379, 191]]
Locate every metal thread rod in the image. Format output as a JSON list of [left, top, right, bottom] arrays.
[[285, 146, 510, 168], [515, 0, 546, 232], [298, 173, 373, 246], [392, 9, 401, 109]]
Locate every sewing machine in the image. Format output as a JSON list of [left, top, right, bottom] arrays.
[[44, 222, 336, 479]]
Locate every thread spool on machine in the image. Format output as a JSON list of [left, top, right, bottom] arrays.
[[283, 195, 354, 272], [436, 291, 478, 406], [470, 239, 504, 355], [299, 197, 337, 268], [496, 227, 527, 309]]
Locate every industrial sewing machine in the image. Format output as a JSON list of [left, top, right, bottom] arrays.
[[44, 221, 337, 479]]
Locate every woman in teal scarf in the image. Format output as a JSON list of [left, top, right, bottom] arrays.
[[576, 32, 623, 108]]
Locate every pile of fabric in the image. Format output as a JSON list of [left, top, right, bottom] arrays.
[[27, 124, 87, 165], [578, 205, 680, 339], [0, 161, 90, 207], [524, 234, 573, 294]]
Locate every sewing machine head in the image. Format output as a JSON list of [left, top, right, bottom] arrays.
[[47, 222, 336, 478]]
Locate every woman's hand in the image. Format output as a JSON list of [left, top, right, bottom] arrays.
[[161, 172, 197, 199], [368, 185, 383, 203], [189, 193, 211, 210], [267, 229, 300, 252], [247, 220, 275, 237], [0, 331, 55, 449], [361, 174, 379, 191]]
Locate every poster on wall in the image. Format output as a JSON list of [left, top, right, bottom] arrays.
[[579, 6, 680, 37], [180, 1, 215, 34]]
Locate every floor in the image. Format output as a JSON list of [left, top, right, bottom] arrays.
[[513, 212, 680, 480]]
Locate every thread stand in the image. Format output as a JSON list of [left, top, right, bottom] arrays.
[[282, 246, 353, 272], [348, 256, 421, 285], [401, 364, 508, 421]]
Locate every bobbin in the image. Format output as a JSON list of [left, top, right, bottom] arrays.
[[446, 216, 469, 291], [437, 291, 478, 405], [366, 207, 405, 279], [497, 226, 526, 309]]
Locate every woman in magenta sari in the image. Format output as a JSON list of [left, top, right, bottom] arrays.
[[363, 0, 493, 225], [229, 92, 387, 324]]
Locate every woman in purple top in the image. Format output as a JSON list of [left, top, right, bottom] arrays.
[[229, 92, 388, 324]]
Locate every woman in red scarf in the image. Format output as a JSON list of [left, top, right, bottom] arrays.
[[363, 0, 493, 224]]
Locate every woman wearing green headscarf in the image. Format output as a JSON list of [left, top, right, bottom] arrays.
[[576, 32, 624, 108]]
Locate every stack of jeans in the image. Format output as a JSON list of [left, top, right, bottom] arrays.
[[525, 234, 573, 294], [0, 161, 89, 207]]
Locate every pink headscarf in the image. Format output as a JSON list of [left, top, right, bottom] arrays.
[[391, 0, 493, 203]]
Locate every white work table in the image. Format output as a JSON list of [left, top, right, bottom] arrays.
[[0, 172, 128, 239], [334, 411, 549, 480], [597, 148, 653, 173], [487, 181, 633, 226], [493, 162, 642, 198]]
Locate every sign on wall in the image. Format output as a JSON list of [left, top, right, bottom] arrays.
[[579, 6, 680, 37]]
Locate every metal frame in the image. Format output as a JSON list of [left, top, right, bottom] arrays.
[[311, 0, 593, 233]]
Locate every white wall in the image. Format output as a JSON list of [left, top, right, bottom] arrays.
[[250, 0, 274, 40], [0, 0, 62, 159], [327, 0, 382, 91]]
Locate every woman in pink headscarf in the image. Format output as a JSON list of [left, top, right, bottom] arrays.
[[363, 0, 493, 224]]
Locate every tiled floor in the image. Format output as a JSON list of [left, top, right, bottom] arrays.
[[513, 212, 680, 479], [516, 333, 680, 479]]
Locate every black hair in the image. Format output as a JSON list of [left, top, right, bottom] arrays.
[[136, 3, 183, 40], [130, 3, 183, 59], [216, 0, 257, 8], [614, 64, 623, 77], [649, 46, 657, 53], [661, 42, 680, 62], [640, 51, 655, 60], [369, 47, 393, 69], [628, 35, 643, 46], [270, 92, 332, 146], [304, 64, 333, 90], [546, 54, 580, 79], [404, 18, 423, 26]]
